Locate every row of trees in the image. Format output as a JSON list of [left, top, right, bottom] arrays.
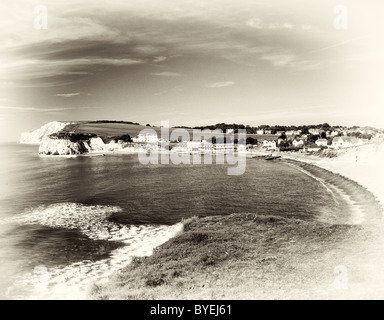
[[192, 123, 341, 134]]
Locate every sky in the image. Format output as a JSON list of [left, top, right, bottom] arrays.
[[1, 0, 384, 141]]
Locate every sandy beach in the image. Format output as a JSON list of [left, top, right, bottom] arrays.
[[281, 143, 384, 211]]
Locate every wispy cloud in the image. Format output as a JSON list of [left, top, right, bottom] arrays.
[[152, 56, 168, 63], [246, 18, 295, 30], [0, 106, 69, 112], [0, 105, 100, 113], [308, 37, 364, 54], [260, 52, 319, 70], [150, 72, 182, 77], [54, 93, 80, 98], [206, 81, 235, 88], [154, 85, 184, 96]]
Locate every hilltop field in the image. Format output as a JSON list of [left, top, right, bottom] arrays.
[[60, 121, 277, 141]]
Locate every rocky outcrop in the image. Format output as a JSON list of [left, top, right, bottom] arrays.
[[38, 136, 139, 155], [39, 137, 89, 155], [89, 137, 105, 151], [27, 121, 140, 155], [20, 121, 69, 144]]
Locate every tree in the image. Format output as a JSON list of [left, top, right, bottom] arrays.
[[321, 123, 331, 130], [320, 131, 327, 139], [308, 134, 319, 144], [246, 137, 257, 145], [301, 126, 309, 135]]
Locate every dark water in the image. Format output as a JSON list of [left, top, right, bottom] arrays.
[[0, 143, 357, 299]]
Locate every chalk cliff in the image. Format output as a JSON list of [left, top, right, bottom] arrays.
[[39, 137, 89, 155], [20, 121, 69, 144], [23, 121, 140, 155], [38, 137, 138, 155]]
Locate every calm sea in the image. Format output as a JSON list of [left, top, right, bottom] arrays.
[[0, 143, 356, 299]]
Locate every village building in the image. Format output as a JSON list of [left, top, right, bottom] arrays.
[[132, 133, 158, 143], [215, 142, 235, 152], [237, 144, 247, 152], [262, 140, 277, 151], [315, 139, 328, 147], [330, 136, 362, 149], [285, 130, 301, 136], [306, 144, 321, 152], [309, 129, 323, 135], [200, 140, 213, 152], [292, 139, 305, 148]]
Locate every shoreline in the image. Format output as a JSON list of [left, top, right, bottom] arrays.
[[280, 143, 384, 212], [13, 141, 384, 299], [90, 144, 384, 300]]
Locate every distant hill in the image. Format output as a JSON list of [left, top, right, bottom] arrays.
[[60, 121, 263, 140], [61, 122, 160, 138]]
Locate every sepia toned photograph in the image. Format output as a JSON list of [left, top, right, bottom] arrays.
[[0, 0, 384, 303]]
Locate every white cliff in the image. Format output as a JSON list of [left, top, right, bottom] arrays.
[[20, 121, 69, 144], [28, 121, 139, 155], [89, 137, 105, 151], [104, 140, 127, 152], [39, 137, 88, 155]]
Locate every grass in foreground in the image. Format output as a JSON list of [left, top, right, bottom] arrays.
[[90, 213, 383, 300]]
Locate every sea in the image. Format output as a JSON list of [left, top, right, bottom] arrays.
[[0, 143, 378, 299]]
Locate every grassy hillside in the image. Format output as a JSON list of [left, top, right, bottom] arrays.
[[90, 213, 384, 300], [60, 121, 278, 141], [61, 122, 159, 138]]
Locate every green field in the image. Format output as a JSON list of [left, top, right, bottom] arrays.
[[60, 121, 278, 141]]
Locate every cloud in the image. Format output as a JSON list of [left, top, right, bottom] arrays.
[[246, 18, 263, 29], [153, 56, 168, 63], [154, 85, 184, 96], [259, 53, 295, 67], [259, 52, 320, 70], [308, 37, 364, 54], [0, 106, 68, 112], [55, 92, 80, 98], [0, 105, 100, 113], [150, 72, 182, 77], [0, 56, 144, 88], [206, 81, 235, 88], [246, 18, 295, 30]]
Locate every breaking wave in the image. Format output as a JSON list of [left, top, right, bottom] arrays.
[[3, 203, 183, 299]]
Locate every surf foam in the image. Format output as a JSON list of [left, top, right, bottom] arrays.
[[4, 203, 183, 299]]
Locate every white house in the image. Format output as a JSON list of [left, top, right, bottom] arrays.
[[292, 139, 305, 148], [286, 130, 301, 136], [307, 145, 321, 152], [309, 129, 320, 135], [215, 143, 235, 152], [263, 140, 277, 150], [200, 140, 213, 152], [237, 144, 246, 152], [132, 133, 158, 143], [256, 130, 264, 135], [330, 136, 362, 149], [315, 139, 328, 147]]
